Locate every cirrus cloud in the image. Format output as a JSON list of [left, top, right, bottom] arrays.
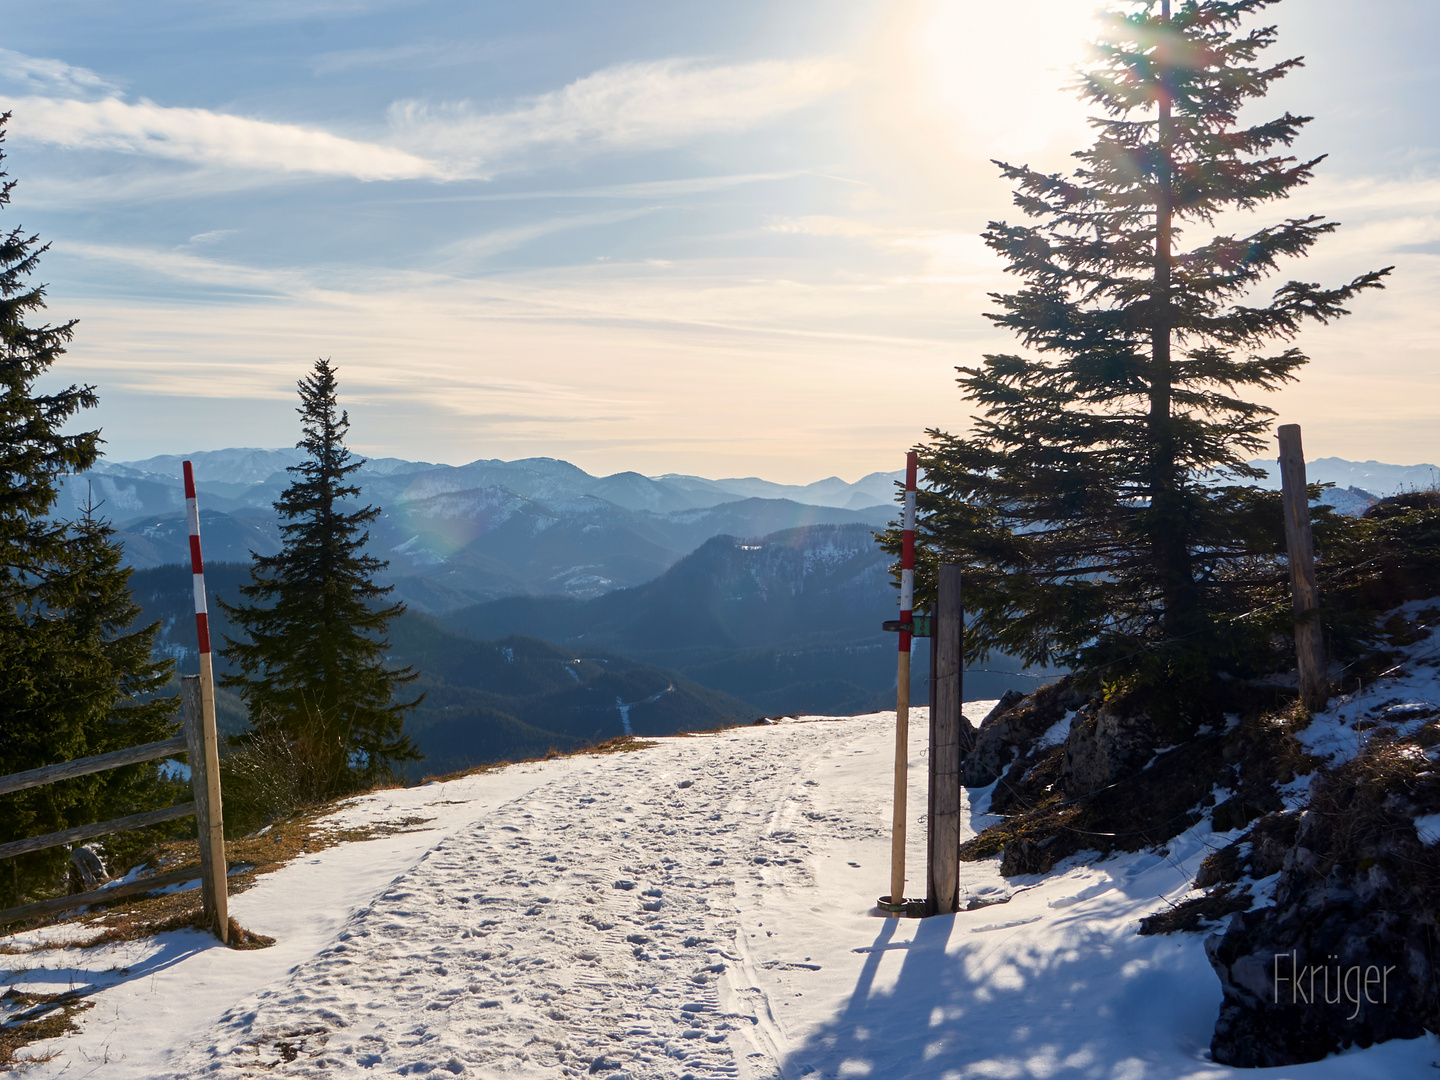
[[388, 57, 855, 174], [0, 47, 119, 97], [0, 94, 441, 180], [1, 54, 852, 185]]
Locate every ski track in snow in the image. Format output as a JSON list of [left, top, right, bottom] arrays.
[[167, 719, 874, 1080]]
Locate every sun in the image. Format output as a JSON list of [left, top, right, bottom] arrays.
[[879, 0, 1106, 171]]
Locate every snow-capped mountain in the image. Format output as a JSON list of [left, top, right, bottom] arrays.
[[56, 451, 903, 611], [1245, 456, 1439, 499], [55, 450, 1436, 614]]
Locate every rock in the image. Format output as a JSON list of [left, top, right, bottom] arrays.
[[1060, 704, 1161, 796], [962, 683, 1078, 788], [1206, 758, 1440, 1066], [984, 690, 1025, 725], [67, 845, 108, 893], [1195, 812, 1301, 890], [1247, 811, 1300, 879], [1207, 890, 1436, 1066], [999, 836, 1056, 877], [1195, 843, 1242, 889]]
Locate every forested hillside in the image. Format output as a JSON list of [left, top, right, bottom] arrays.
[[128, 563, 753, 777]]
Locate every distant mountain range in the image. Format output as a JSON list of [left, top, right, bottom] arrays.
[[1241, 456, 1440, 516], [116, 446, 1434, 765], [65, 448, 1434, 615], [63, 448, 902, 519], [1245, 456, 1439, 498], [60, 449, 902, 611]]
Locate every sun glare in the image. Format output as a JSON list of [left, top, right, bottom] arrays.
[[909, 0, 1102, 160]]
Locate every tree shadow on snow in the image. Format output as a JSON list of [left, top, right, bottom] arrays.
[[781, 887, 1223, 1080]]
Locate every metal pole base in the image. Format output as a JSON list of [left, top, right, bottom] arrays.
[[877, 894, 931, 918]]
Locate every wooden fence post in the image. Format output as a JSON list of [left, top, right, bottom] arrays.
[[926, 564, 963, 915], [182, 675, 228, 941], [183, 458, 229, 943], [885, 452, 919, 914], [1277, 424, 1328, 712]]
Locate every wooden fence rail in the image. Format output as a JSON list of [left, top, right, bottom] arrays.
[[0, 737, 187, 798], [0, 461, 228, 939], [0, 803, 197, 862], [0, 675, 228, 936], [0, 866, 206, 927]]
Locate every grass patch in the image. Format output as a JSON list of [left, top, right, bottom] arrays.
[[418, 733, 665, 784], [1, 989, 94, 1069], [578, 735, 661, 756], [1138, 885, 1253, 935], [1, 809, 435, 948]]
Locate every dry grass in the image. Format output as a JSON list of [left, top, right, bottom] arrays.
[[579, 735, 662, 755], [1138, 885, 1253, 936], [0, 809, 436, 951], [1, 988, 94, 1069], [1301, 734, 1440, 889], [417, 733, 664, 785]]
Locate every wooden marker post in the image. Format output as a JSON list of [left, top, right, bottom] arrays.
[[885, 452, 919, 915], [183, 461, 229, 942], [926, 564, 963, 915], [1277, 426, 1328, 712]]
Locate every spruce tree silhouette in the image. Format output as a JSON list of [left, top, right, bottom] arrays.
[[912, 0, 1389, 712], [221, 359, 420, 794]]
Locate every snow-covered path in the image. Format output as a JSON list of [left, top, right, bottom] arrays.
[[7, 707, 1437, 1078], [179, 721, 847, 1078], [169, 713, 937, 1079]]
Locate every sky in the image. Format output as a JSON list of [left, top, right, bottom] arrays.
[[1, 0, 1436, 483]]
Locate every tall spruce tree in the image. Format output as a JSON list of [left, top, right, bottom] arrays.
[[915, 0, 1388, 709], [220, 359, 419, 793], [0, 113, 176, 907]]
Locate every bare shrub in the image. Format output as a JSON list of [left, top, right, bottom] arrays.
[[220, 715, 355, 838]]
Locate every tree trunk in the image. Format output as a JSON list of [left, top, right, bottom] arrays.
[[1147, 0, 1198, 637]]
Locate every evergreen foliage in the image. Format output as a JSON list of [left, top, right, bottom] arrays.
[[220, 359, 420, 795], [0, 113, 177, 907], [912, 1, 1389, 706]]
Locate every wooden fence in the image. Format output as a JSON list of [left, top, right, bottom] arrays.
[[0, 674, 228, 939]]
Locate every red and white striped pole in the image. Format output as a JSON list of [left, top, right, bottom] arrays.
[[887, 452, 918, 912], [184, 462, 212, 659], [183, 461, 229, 941]]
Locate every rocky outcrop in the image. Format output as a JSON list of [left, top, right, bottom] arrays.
[[1059, 704, 1163, 796], [1206, 742, 1440, 1066], [67, 845, 109, 892], [1361, 489, 1440, 520], [962, 683, 1080, 788]]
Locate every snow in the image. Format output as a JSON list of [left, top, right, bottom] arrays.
[[1414, 814, 1440, 846], [5, 701, 1438, 1078], [1294, 599, 1440, 774], [616, 685, 676, 734]]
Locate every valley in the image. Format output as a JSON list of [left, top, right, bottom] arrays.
[[114, 448, 1428, 775]]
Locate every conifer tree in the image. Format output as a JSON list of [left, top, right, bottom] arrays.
[[220, 360, 420, 793], [0, 113, 176, 906], [915, 1, 1389, 708]]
